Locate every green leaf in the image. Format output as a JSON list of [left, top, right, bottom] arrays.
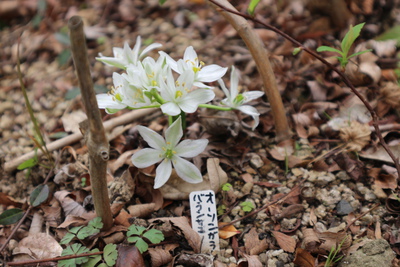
[[128, 236, 148, 254], [159, 0, 167, 4], [347, 49, 373, 59], [77, 225, 100, 240], [60, 232, 76, 245], [82, 249, 101, 267], [240, 201, 255, 212], [59, 244, 90, 266], [375, 25, 400, 46], [143, 229, 164, 244], [103, 244, 118, 266], [127, 225, 146, 237], [316, 46, 343, 55], [247, 0, 261, 16], [65, 87, 81, 100], [88, 217, 103, 230], [341, 22, 365, 54], [17, 157, 38, 170], [57, 49, 71, 66], [222, 183, 232, 191], [49, 132, 69, 139], [57, 259, 76, 267], [30, 184, 49, 207], [55, 32, 71, 46], [292, 47, 302, 55], [0, 208, 24, 225]]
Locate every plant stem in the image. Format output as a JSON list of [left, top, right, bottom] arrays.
[[198, 103, 233, 111], [207, 0, 292, 142], [68, 16, 113, 230]]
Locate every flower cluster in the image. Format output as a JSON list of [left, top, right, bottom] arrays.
[[96, 36, 264, 188]]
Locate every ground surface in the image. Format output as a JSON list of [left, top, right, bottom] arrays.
[[1, 0, 400, 266]]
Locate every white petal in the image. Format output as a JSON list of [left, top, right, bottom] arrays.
[[175, 139, 208, 158], [136, 126, 166, 150], [165, 117, 183, 148], [218, 79, 231, 100], [96, 94, 126, 110], [159, 52, 179, 73], [96, 56, 126, 69], [237, 105, 260, 130], [197, 65, 228, 82], [178, 89, 215, 113], [131, 148, 163, 168], [172, 156, 203, 184], [193, 81, 213, 89], [183, 46, 197, 62], [154, 159, 172, 189], [229, 67, 239, 98], [161, 102, 181, 116], [140, 43, 163, 59], [131, 36, 141, 64], [243, 91, 264, 102]]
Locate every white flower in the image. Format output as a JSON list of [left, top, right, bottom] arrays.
[[96, 36, 162, 69], [160, 46, 227, 88], [219, 66, 264, 130], [96, 73, 153, 113], [131, 117, 208, 189], [123, 55, 167, 91], [159, 68, 215, 116]]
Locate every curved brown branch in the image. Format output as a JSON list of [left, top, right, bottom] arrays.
[[208, 0, 292, 142], [208, 0, 400, 178]]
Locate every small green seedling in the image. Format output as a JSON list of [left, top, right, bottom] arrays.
[[217, 204, 227, 216], [58, 217, 118, 267], [60, 217, 103, 244], [126, 225, 164, 254], [324, 236, 348, 267], [240, 201, 255, 212], [317, 23, 372, 69], [222, 183, 233, 192], [247, 0, 261, 16]]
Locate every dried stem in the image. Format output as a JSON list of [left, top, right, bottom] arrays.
[[208, 0, 400, 178], [68, 16, 112, 230], [207, 0, 292, 142], [4, 108, 156, 173]]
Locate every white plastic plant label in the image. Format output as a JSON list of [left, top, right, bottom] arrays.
[[189, 190, 220, 253]]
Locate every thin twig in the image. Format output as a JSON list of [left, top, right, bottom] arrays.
[[7, 251, 103, 266], [4, 108, 156, 173], [208, 0, 400, 178], [345, 203, 380, 232], [219, 183, 303, 229]]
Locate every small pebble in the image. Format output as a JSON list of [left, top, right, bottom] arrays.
[[336, 199, 354, 215], [249, 153, 264, 169]]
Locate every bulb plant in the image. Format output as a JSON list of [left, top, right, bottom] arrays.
[[96, 36, 265, 188]]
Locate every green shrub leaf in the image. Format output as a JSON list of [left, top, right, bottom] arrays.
[[103, 244, 118, 266], [30, 184, 49, 207], [143, 229, 164, 244], [0, 208, 24, 225]]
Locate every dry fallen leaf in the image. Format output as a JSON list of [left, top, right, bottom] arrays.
[[237, 254, 263, 267], [147, 247, 174, 267], [244, 228, 269, 255], [116, 245, 144, 267], [219, 222, 240, 239], [150, 217, 201, 253], [127, 203, 156, 218], [271, 231, 296, 253], [293, 248, 316, 267]]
